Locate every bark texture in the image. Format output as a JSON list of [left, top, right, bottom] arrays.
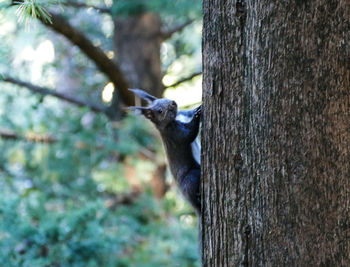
[[202, 1, 350, 266]]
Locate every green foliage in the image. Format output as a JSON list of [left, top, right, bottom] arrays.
[[0, 0, 202, 265], [0, 192, 199, 266], [112, 0, 201, 19], [0, 83, 199, 265], [112, 0, 146, 17], [14, 0, 54, 24]]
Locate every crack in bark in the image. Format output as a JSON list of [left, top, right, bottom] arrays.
[[243, 224, 251, 267]]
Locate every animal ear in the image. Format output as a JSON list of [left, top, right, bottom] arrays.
[[129, 89, 157, 103], [128, 106, 154, 120]]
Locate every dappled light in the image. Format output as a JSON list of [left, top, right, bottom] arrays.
[[102, 82, 114, 103]]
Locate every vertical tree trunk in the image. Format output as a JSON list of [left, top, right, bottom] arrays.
[[113, 13, 164, 97], [202, 1, 350, 266], [113, 13, 168, 197]]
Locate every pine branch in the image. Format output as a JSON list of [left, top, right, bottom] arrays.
[[164, 71, 202, 88], [161, 19, 194, 40], [38, 11, 134, 108], [2, 75, 107, 113], [63, 1, 111, 13]]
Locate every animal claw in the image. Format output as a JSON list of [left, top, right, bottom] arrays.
[[194, 105, 202, 118]]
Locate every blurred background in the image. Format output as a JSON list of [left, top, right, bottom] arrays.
[[0, 0, 202, 266]]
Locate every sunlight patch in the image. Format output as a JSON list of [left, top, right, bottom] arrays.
[[102, 82, 115, 103]]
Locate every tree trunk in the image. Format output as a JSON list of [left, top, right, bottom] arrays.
[[113, 13, 168, 197], [202, 1, 350, 266], [113, 13, 164, 98]]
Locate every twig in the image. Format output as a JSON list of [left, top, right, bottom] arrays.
[[0, 129, 57, 143], [161, 19, 194, 40], [2, 75, 107, 113], [164, 71, 202, 88]]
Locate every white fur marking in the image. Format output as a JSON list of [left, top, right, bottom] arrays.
[[191, 138, 201, 165], [176, 112, 201, 164], [176, 113, 192, 123]]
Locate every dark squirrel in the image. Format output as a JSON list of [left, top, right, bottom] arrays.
[[129, 89, 201, 215]]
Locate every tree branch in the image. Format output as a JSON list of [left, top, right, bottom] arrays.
[[0, 129, 57, 143], [0, 129, 118, 158], [2, 75, 107, 114], [164, 71, 202, 88], [39, 11, 134, 108], [161, 19, 194, 40], [0, 127, 157, 165], [63, 1, 111, 13]]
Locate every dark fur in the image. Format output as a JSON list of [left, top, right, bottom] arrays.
[[129, 89, 201, 214]]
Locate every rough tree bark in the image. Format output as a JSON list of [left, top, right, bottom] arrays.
[[202, 1, 350, 266]]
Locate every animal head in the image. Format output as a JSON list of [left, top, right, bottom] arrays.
[[129, 89, 178, 128]]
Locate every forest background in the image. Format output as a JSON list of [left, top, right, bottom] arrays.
[[0, 0, 202, 266]]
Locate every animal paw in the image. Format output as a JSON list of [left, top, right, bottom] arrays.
[[194, 105, 202, 118]]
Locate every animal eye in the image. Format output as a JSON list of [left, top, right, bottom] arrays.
[[158, 109, 162, 114]]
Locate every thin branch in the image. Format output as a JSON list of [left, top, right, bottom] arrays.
[[0, 129, 57, 143], [39, 11, 134, 107], [161, 19, 194, 40], [0, 128, 151, 204], [0, 129, 119, 160], [2, 75, 107, 113], [63, 1, 111, 13], [0, 128, 124, 160], [179, 101, 202, 110], [164, 71, 202, 88]]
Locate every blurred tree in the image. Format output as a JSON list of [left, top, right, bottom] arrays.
[[0, 0, 202, 266], [2, 0, 202, 198], [3, 0, 200, 201], [5, 0, 202, 115], [202, 0, 350, 265]]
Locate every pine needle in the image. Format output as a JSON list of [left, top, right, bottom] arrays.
[[14, 0, 53, 26]]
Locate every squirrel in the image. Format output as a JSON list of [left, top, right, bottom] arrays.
[[129, 89, 201, 215]]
